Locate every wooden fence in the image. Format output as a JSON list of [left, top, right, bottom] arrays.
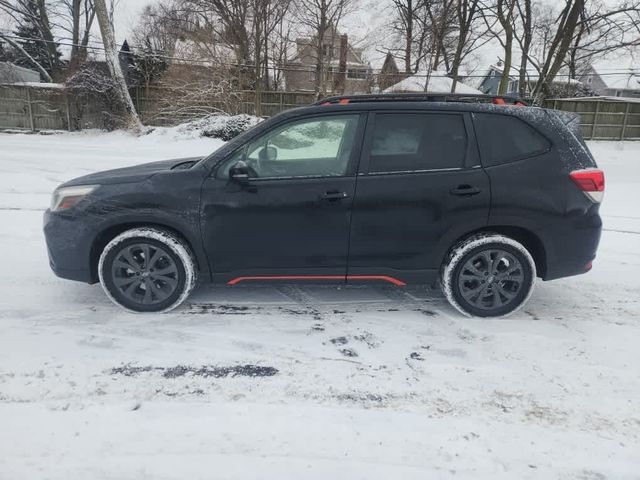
[[0, 84, 316, 132], [2, 84, 640, 140], [543, 98, 640, 140]]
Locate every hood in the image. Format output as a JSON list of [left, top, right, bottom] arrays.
[[62, 157, 202, 187]]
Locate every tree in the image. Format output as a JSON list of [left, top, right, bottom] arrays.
[[134, 38, 169, 95], [528, 0, 585, 99], [60, 0, 96, 69], [0, 0, 62, 80], [294, 0, 352, 98], [482, 0, 516, 94], [390, 0, 427, 73], [93, 0, 142, 131], [513, 0, 532, 98], [565, 0, 640, 79], [449, 0, 491, 92]]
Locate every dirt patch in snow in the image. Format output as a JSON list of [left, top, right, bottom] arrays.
[[111, 364, 278, 378]]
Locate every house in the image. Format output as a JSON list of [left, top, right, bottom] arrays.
[[377, 53, 410, 92], [383, 70, 482, 94], [473, 62, 581, 96], [0, 62, 40, 83], [579, 65, 640, 98], [283, 26, 371, 94]]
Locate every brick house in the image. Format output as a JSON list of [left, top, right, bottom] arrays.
[[283, 26, 371, 94]]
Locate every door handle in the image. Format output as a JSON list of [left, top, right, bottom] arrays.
[[321, 191, 350, 201], [450, 185, 481, 196]]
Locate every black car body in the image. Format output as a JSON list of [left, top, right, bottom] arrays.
[[44, 95, 603, 316]]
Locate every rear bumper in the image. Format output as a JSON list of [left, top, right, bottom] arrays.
[[542, 213, 602, 281], [43, 209, 95, 284]]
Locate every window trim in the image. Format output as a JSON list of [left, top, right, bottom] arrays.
[[357, 110, 474, 176], [213, 112, 367, 182], [471, 112, 552, 167]]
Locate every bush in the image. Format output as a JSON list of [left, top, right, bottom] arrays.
[[176, 114, 261, 141]]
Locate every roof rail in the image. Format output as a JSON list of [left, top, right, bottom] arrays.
[[313, 93, 528, 107]]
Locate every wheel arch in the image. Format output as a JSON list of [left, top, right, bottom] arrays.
[[442, 225, 547, 279], [89, 221, 208, 283]]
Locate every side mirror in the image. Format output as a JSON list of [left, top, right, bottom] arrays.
[[258, 145, 277, 162], [229, 160, 251, 185]]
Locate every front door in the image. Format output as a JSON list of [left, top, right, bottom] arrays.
[[347, 111, 491, 285], [201, 113, 365, 285]]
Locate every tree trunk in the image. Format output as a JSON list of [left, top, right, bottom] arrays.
[[314, 9, 328, 100], [94, 0, 143, 132], [518, 0, 532, 98], [405, 0, 413, 73], [333, 34, 348, 94], [532, 0, 584, 99]]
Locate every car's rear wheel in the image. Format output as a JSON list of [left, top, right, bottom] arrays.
[[98, 228, 197, 312], [441, 233, 536, 317]]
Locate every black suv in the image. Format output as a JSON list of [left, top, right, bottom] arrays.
[[43, 94, 604, 317]]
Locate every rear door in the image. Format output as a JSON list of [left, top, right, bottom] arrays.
[[347, 110, 491, 285]]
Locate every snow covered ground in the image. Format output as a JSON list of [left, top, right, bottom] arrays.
[[0, 131, 638, 479]]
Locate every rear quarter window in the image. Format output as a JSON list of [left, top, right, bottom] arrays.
[[473, 113, 550, 167]]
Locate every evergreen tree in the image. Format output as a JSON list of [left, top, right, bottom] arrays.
[[12, 0, 62, 80]]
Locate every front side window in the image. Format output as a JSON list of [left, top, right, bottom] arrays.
[[218, 114, 360, 179], [367, 113, 468, 173], [473, 113, 550, 166]]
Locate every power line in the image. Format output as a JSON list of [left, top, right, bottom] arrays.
[[1, 30, 640, 79]]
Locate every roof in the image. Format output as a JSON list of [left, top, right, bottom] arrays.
[[588, 66, 640, 90], [383, 70, 482, 94], [475, 64, 581, 86], [0, 62, 40, 83]]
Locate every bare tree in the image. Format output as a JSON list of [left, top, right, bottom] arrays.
[[527, 0, 585, 99], [94, 0, 142, 130], [482, 0, 516, 94], [565, 0, 640, 79], [294, 0, 352, 98], [390, 0, 428, 73], [449, 0, 492, 92], [512, 0, 532, 98], [58, 0, 96, 68]]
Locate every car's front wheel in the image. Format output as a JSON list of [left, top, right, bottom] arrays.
[[441, 233, 536, 317], [98, 228, 197, 312]]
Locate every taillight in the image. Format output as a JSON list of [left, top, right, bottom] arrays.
[[570, 169, 604, 203]]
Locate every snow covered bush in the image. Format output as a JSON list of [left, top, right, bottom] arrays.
[[172, 114, 262, 141], [65, 63, 128, 130]]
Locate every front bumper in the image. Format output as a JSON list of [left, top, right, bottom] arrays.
[[43, 209, 95, 283]]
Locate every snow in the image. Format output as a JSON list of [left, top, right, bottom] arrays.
[[0, 130, 639, 479], [384, 70, 483, 94]]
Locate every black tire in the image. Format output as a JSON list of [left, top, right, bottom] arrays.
[[440, 233, 536, 317], [98, 228, 197, 312]]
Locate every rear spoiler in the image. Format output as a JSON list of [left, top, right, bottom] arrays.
[[550, 110, 581, 135]]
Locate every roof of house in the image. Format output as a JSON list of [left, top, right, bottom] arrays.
[[383, 70, 482, 94], [0, 62, 40, 83], [589, 66, 640, 90], [473, 64, 581, 86]]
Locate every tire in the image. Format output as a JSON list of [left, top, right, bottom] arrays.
[[98, 228, 198, 313], [440, 233, 536, 318]]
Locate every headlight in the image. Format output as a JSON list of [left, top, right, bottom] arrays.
[[50, 185, 98, 212]]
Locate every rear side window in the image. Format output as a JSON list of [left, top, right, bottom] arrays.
[[473, 113, 549, 166], [367, 113, 467, 173]]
